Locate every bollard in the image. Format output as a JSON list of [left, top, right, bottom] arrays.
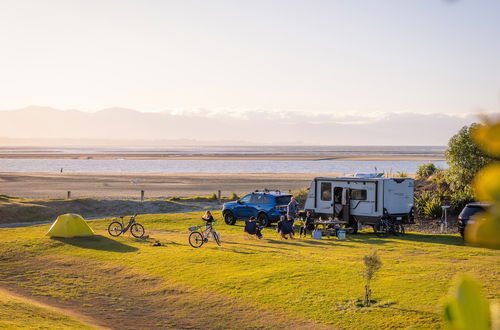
[[67, 191, 71, 199], [440, 205, 450, 233], [218, 190, 221, 204], [141, 190, 145, 202]]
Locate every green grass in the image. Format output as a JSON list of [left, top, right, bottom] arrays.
[[0, 212, 498, 329], [0, 289, 95, 329]]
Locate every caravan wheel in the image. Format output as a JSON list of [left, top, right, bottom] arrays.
[[346, 221, 358, 234]]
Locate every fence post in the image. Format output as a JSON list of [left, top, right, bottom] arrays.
[[67, 191, 71, 199], [141, 190, 145, 202], [218, 190, 221, 204]]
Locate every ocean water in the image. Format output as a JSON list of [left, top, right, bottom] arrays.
[[0, 145, 445, 157], [0, 158, 447, 174]]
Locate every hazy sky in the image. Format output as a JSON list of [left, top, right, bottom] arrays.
[[0, 0, 499, 115]]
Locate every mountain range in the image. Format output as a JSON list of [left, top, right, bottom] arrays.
[[0, 106, 487, 145]]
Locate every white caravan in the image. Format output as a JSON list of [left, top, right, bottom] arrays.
[[303, 177, 414, 233]]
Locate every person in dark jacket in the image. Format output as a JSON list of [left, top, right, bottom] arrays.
[[244, 216, 263, 239], [280, 216, 295, 239]]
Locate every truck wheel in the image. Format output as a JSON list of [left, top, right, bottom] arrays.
[[224, 212, 236, 225], [257, 213, 270, 227]]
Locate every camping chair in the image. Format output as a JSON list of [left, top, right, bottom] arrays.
[[244, 219, 263, 239]]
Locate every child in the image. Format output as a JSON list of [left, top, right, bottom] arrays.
[[299, 211, 315, 237], [202, 211, 215, 225]]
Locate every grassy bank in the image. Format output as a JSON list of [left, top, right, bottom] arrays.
[[0, 289, 96, 329], [0, 195, 216, 224], [0, 212, 498, 329]]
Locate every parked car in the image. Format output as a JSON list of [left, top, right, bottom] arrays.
[[222, 190, 292, 227], [458, 202, 490, 237]]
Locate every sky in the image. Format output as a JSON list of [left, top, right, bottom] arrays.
[[0, 0, 499, 115], [0, 0, 499, 146]]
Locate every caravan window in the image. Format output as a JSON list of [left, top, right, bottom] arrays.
[[350, 189, 367, 200], [320, 182, 332, 201]]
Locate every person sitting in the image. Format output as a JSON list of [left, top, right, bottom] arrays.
[[299, 211, 315, 238], [280, 216, 295, 239], [244, 216, 263, 239]]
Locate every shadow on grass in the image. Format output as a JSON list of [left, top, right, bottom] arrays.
[[347, 232, 465, 247], [51, 235, 138, 252]]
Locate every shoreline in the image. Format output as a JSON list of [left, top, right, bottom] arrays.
[[0, 153, 444, 161]]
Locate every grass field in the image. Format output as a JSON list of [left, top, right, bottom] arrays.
[[0, 288, 95, 329], [0, 212, 498, 329]]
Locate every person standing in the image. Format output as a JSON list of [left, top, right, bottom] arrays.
[[287, 197, 299, 220], [299, 211, 315, 237]]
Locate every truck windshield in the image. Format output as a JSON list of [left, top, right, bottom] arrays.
[[275, 196, 292, 205]]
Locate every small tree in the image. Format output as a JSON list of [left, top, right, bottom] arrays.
[[416, 163, 437, 179], [363, 250, 382, 306], [445, 124, 493, 192]]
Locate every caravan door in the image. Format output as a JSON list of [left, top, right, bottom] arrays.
[[349, 181, 376, 217], [316, 181, 333, 215]]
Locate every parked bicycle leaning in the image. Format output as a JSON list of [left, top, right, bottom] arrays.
[[107, 214, 145, 238], [374, 210, 405, 237]]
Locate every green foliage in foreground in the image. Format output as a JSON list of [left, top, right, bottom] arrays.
[[444, 276, 492, 330], [0, 212, 498, 329]]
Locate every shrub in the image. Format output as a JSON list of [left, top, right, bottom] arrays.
[[230, 192, 239, 200], [396, 171, 408, 178], [428, 169, 449, 192], [363, 250, 382, 307], [415, 191, 433, 215], [445, 124, 493, 192], [450, 190, 474, 214], [291, 188, 309, 205], [209, 193, 218, 201], [416, 163, 437, 179], [423, 196, 442, 219]]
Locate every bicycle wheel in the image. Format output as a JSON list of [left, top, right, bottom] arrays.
[[189, 231, 204, 248], [130, 223, 145, 238], [393, 222, 405, 236], [212, 232, 221, 246], [108, 221, 123, 237], [374, 221, 389, 238]]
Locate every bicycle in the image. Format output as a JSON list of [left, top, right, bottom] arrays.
[[188, 221, 221, 248], [108, 214, 145, 238], [374, 217, 405, 238]]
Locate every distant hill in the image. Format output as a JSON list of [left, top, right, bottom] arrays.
[[0, 106, 482, 145]]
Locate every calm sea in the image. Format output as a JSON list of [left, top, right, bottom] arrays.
[[0, 146, 446, 173]]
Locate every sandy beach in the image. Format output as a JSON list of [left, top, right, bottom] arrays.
[[0, 172, 330, 199]]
